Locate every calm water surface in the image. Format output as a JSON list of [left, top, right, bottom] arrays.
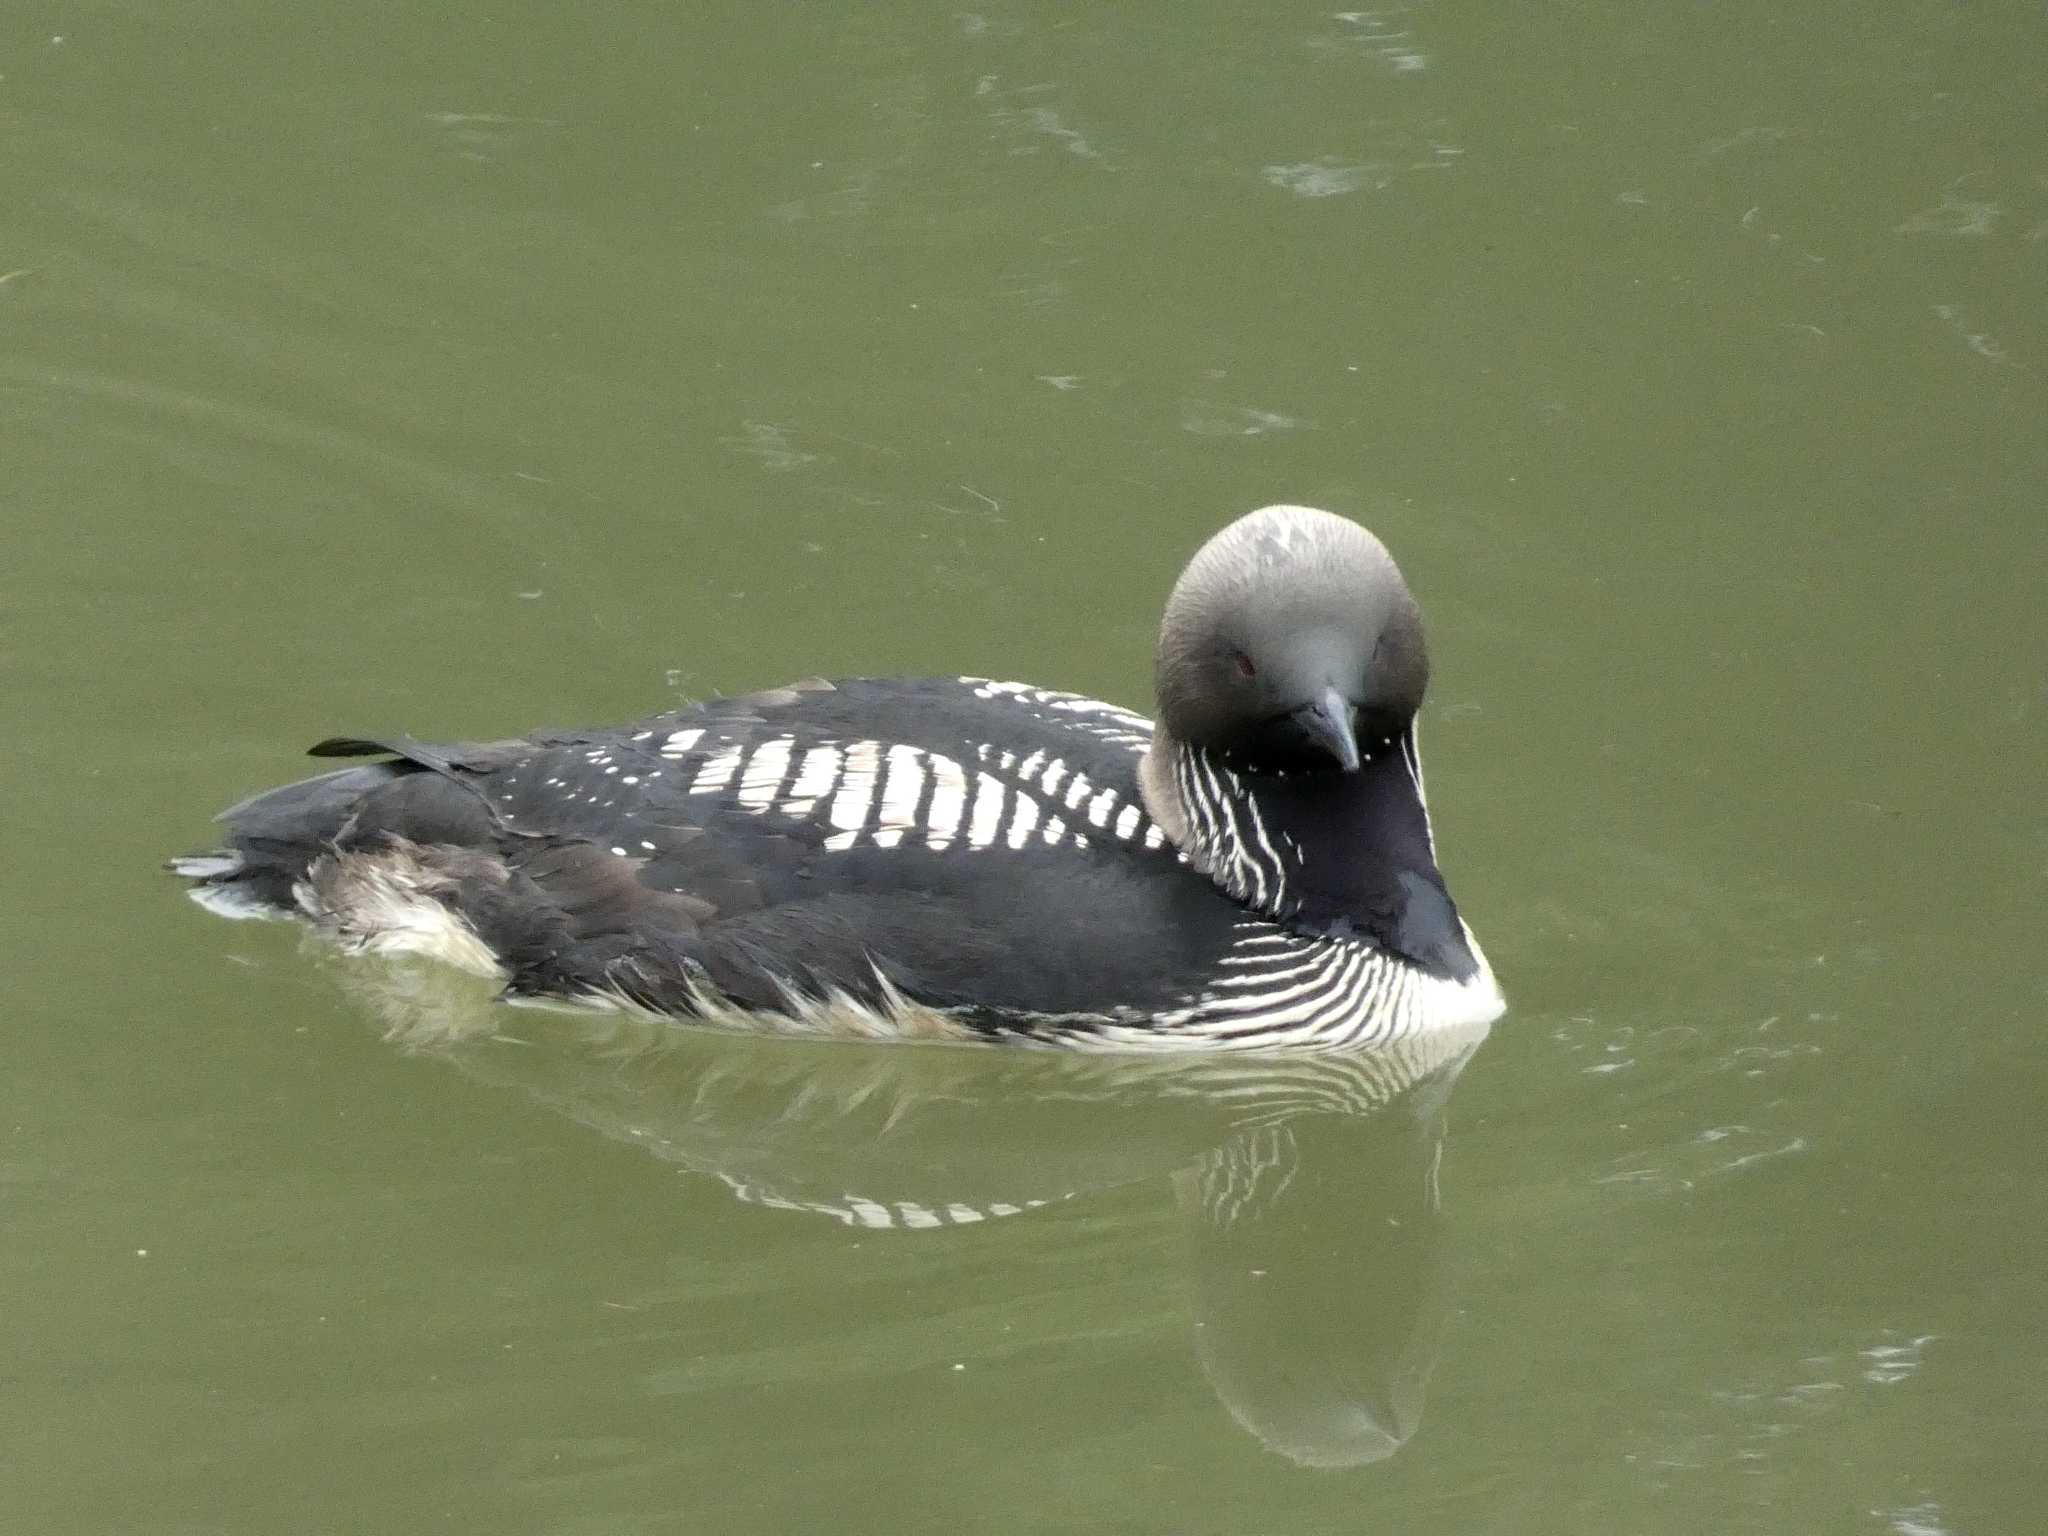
[[4, 3, 2043, 1532]]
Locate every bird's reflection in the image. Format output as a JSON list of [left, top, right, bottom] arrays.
[[1176, 1102, 1453, 1466], [349, 961, 1486, 1467]]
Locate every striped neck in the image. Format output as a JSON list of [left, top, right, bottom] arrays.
[[1167, 742, 1303, 916], [1142, 728, 1479, 983]]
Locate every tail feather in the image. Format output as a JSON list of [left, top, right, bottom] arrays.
[[214, 762, 401, 835], [167, 852, 244, 880], [173, 760, 409, 917]]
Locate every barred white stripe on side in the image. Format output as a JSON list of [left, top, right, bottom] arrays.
[[823, 740, 883, 849], [1117, 914, 1507, 1051], [966, 771, 1009, 849], [1215, 940, 1317, 967], [788, 744, 843, 801], [735, 737, 795, 811], [1229, 922, 1302, 945], [845, 1197, 894, 1230], [1047, 695, 1145, 722], [925, 752, 969, 849], [688, 745, 744, 795], [871, 744, 928, 849], [958, 679, 1153, 754], [718, 1176, 1047, 1229], [634, 690, 1159, 862], [1208, 950, 1333, 990], [1189, 956, 1349, 1018], [1005, 792, 1040, 849], [1357, 956, 1401, 1048]]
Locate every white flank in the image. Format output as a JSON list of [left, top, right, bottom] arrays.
[[300, 856, 505, 978]]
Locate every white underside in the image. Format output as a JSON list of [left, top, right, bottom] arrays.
[[185, 883, 285, 922], [1440, 919, 1508, 1028], [296, 850, 508, 978], [199, 841, 1505, 1054], [571, 972, 987, 1046], [175, 854, 280, 922]]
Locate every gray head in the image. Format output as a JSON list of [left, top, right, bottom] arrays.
[[1155, 505, 1428, 774]]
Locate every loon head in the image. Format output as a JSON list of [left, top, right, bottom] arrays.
[[1141, 505, 1494, 999], [1152, 504, 1428, 777]]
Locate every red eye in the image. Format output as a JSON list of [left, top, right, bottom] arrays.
[[1232, 651, 1257, 679]]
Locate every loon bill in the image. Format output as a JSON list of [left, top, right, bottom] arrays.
[[171, 504, 1504, 1051]]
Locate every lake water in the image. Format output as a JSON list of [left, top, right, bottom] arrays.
[[5, 3, 2044, 1532]]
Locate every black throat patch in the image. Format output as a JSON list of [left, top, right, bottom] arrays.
[[1191, 736, 1478, 982]]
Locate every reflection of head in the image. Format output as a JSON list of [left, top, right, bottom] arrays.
[[1180, 1104, 1452, 1468]]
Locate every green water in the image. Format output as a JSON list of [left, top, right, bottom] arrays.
[[5, 2, 2044, 1531]]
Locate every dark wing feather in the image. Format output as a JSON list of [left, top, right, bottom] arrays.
[[196, 678, 1245, 1028]]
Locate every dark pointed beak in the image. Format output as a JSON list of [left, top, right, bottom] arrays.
[[1292, 687, 1361, 773]]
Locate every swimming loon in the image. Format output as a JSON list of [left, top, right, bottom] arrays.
[[171, 504, 1503, 1050]]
